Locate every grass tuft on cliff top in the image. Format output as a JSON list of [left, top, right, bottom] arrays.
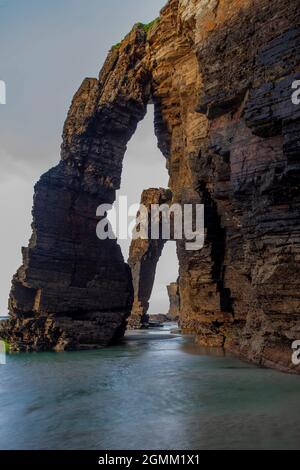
[[112, 42, 121, 50], [136, 18, 160, 35], [112, 17, 160, 49], [1, 339, 10, 353]]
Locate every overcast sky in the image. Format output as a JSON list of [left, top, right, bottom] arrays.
[[0, 0, 178, 316]]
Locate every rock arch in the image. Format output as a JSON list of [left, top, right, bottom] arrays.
[[3, 26, 154, 351], [1, 0, 300, 374]]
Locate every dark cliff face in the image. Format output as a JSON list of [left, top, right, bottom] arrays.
[[1, 0, 300, 373], [184, 0, 300, 373], [1, 27, 151, 351]]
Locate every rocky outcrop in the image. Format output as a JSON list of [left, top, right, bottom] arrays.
[[180, 0, 300, 373], [1, 27, 151, 351], [169, 0, 300, 373], [2, 0, 300, 373], [167, 282, 180, 321], [128, 0, 300, 373], [149, 314, 171, 324], [128, 188, 172, 329]]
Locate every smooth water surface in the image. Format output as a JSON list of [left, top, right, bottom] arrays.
[[0, 324, 300, 450]]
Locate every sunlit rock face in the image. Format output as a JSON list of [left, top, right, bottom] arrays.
[[2, 0, 300, 373], [162, 0, 300, 373], [167, 283, 180, 321]]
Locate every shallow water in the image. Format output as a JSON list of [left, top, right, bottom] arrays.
[[0, 323, 300, 450]]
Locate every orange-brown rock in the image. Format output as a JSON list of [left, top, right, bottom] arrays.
[[167, 282, 180, 321]]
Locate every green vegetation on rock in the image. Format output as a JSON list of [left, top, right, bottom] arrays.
[[112, 17, 160, 50], [136, 18, 160, 35], [112, 42, 121, 50], [0, 339, 10, 353]]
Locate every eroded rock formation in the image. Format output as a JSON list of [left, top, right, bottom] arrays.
[[1, 0, 300, 373], [128, 188, 172, 329], [1, 27, 151, 351], [167, 282, 180, 321]]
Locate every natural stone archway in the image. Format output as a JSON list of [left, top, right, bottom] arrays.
[[1, 26, 153, 351], [1, 0, 300, 374]]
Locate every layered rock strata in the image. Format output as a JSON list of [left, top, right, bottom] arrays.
[[167, 282, 180, 321], [1, 27, 151, 351], [1, 0, 300, 373], [128, 188, 172, 329]]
